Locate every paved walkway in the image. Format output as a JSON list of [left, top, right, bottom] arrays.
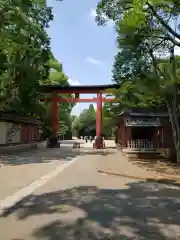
[[83, 139, 116, 148], [0, 146, 180, 239], [98, 150, 159, 179], [0, 145, 81, 200], [98, 150, 180, 185]]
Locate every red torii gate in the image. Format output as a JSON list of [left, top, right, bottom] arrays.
[[40, 84, 119, 148]]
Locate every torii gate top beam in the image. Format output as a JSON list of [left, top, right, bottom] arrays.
[[40, 84, 120, 94]]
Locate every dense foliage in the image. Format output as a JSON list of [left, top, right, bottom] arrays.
[[72, 104, 114, 139], [40, 57, 74, 139], [0, 0, 52, 109], [0, 0, 73, 139], [96, 0, 180, 162]]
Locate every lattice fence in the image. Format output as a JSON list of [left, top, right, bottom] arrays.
[[127, 139, 155, 149]]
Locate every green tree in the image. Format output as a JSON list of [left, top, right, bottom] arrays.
[[96, 0, 180, 47], [96, 0, 180, 162], [0, 0, 74, 140], [0, 0, 53, 110], [72, 104, 113, 138], [40, 57, 74, 139], [78, 105, 96, 136], [102, 105, 114, 138], [72, 105, 96, 137]]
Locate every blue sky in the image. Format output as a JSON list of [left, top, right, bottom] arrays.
[[47, 0, 117, 115]]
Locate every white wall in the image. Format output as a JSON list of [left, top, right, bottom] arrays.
[[5, 122, 21, 144], [0, 121, 7, 144]]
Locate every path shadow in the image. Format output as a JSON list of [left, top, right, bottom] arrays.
[[1, 181, 180, 239], [0, 147, 80, 165], [0, 146, 115, 166], [97, 170, 180, 187]]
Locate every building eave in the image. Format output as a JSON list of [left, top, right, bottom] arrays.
[[0, 112, 41, 125]]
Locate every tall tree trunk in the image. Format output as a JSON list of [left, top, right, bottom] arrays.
[[166, 98, 180, 163], [173, 101, 180, 163]]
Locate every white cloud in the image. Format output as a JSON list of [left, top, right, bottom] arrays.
[[85, 56, 103, 66], [175, 46, 180, 56], [89, 8, 114, 27], [90, 8, 97, 19], [68, 78, 81, 85]]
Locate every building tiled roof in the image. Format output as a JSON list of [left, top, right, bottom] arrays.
[[118, 108, 168, 117], [0, 112, 41, 125]]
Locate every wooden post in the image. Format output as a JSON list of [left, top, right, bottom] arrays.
[[52, 94, 58, 138], [96, 92, 102, 138]]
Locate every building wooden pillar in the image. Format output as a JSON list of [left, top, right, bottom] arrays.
[[124, 127, 131, 147], [124, 127, 127, 147], [96, 92, 102, 137]]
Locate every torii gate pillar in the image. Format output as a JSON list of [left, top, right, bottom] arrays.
[[94, 92, 105, 149], [52, 94, 58, 138], [47, 94, 60, 148], [96, 92, 102, 138]]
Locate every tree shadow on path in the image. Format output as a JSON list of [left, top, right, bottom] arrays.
[[0, 146, 115, 166], [1, 181, 180, 239]]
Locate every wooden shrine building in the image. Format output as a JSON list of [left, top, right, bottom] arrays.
[[115, 108, 173, 153], [0, 111, 41, 146]]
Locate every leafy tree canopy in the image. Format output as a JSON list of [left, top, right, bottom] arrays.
[[0, 0, 74, 139], [72, 104, 114, 138], [96, 0, 180, 161]]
